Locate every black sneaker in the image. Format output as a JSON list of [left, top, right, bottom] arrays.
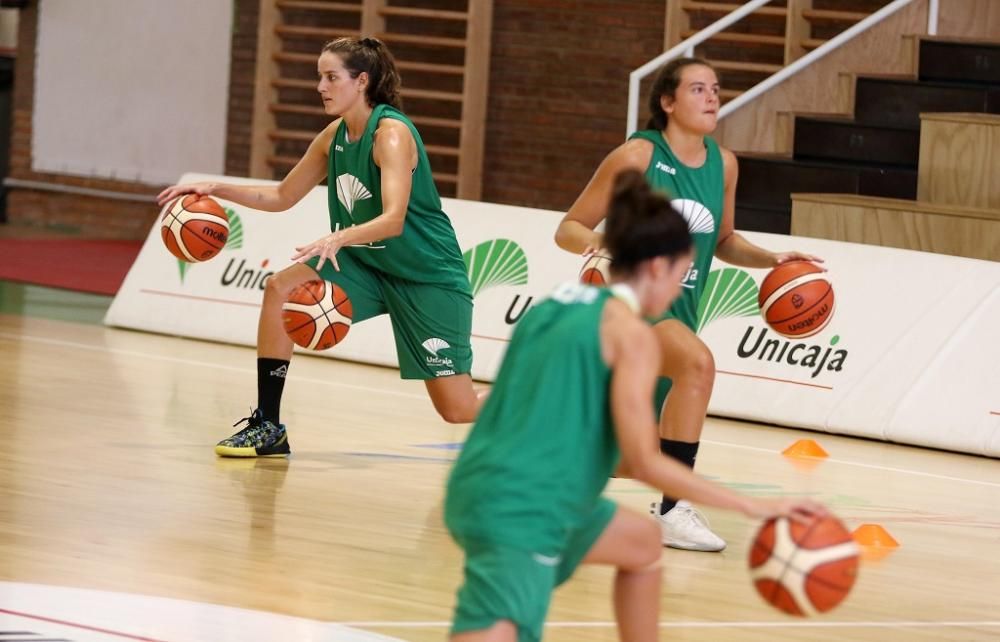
[[215, 408, 290, 457]]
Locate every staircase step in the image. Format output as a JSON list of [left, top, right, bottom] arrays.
[[681, 30, 785, 46], [736, 153, 917, 221], [919, 39, 1000, 86], [793, 117, 919, 167], [853, 76, 1000, 129], [706, 59, 782, 74], [801, 9, 869, 23], [681, 1, 787, 17]]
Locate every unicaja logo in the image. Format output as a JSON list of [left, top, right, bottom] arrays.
[[336, 173, 372, 217], [422, 337, 450, 358], [737, 331, 847, 379], [695, 268, 760, 333], [177, 209, 244, 282], [463, 239, 529, 297], [422, 337, 454, 368], [697, 268, 849, 379]]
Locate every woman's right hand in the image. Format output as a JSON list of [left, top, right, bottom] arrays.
[[156, 181, 219, 207]]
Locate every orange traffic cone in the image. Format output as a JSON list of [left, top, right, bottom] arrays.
[[852, 523, 899, 562], [782, 439, 829, 458]]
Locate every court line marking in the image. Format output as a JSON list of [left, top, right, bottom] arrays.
[[343, 619, 1000, 629], [0, 607, 166, 641], [0, 332, 427, 400], [717, 369, 833, 390], [139, 289, 261, 308], [700, 439, 1000, 489], [4, 331, 999, 488]]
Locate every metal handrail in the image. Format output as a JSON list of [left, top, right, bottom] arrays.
[[626, 0, 775, 135], [626, 0, 941, 135]]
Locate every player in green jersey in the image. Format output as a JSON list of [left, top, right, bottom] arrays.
[[556, 58, 822, 551], [158, 37, 484, 456], [447, 170, 824, 642]]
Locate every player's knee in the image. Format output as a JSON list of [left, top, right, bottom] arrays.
[[264, 268, 301, 301], [635, 518, 663, 567], [438, 406, 473, 424], [684, 344, 715, 389], [434, 399, 474, 424]]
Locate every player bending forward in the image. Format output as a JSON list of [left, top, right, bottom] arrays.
[[444, 170, 824, 642]]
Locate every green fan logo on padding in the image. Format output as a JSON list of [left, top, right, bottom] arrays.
[[696, 268, 760, 333], [177, 209, 243, 283], [223, 209, 243, 250], [463, 239, 529, 297]]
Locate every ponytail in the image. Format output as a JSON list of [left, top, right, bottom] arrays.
[[603, 170, 692, 275]]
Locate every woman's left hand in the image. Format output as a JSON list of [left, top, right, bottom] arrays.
[[773, 251, 824, 266], [291, 232, 346, 271]]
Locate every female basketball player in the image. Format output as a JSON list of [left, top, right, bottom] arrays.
[[157, 37, 483, 456], [446, 170, 824, 642], [555, 58, 822, 551]]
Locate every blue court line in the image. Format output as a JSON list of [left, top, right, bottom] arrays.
[[342, 452, 456, 463]]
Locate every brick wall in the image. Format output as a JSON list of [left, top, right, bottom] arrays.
[[4, 3, 160, 238], [483, 1, 666, 210], [4, 1, 259, 239], [226, 0, 259, 177], [4, 0, 665, 237]]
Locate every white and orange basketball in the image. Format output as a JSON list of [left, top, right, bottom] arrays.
[[161, 194, 229, 262], [758, 261, 834, 338], [749, 514, 859, 617], [580, 253, 612, 286], [281, 280, 353, 351]]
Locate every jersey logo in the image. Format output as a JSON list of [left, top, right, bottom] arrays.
[[671, 198, 716, 234], [336, 173, 373, 218], [655, 160, 677, 175]]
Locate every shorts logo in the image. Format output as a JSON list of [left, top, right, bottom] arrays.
[[422, 337, 454, 369]]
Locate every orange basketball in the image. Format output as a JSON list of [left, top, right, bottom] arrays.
[[281, 280, 353, 351], [580, 253, 612, 286], [758, 261, 834, 338], [749, 514, 859, 616], [161, 194, 229, 262]]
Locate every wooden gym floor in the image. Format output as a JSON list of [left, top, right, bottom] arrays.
[[2, 281, 999, 641]]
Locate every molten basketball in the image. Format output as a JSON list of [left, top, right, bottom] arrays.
[[580, 253, 612, 286], [758, 261, 834, 338], [749, 514, 859, 616], [161, 194, 230, 262], [281, 280, 353, 351]]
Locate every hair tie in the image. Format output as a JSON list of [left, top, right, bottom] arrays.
[[360, 37, 381, 49]]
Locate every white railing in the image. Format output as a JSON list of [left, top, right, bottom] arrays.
[[626, 0, 941, 136], [626, 0, 776, 135]]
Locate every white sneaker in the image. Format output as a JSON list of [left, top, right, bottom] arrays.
[[651, 500, 727, 552]]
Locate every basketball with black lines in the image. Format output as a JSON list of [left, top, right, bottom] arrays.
[[281, 280, 353, 351], [161, 194, 229, 262], [749, 514, 859, 616], [758, 261, 834, 339], [580, 253, 612, 286]]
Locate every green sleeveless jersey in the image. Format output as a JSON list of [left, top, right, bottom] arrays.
[[628, 130, 724, 329], [445, 283, 621, 554], [328, 104, 471, 294]]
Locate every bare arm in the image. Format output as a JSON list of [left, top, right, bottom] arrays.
[[290, 119, 415, 270], [714, 147, 823, 267], [156, 121, 338, 212], [603, 302, 824, 520], [554, 140, 653, 255]]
